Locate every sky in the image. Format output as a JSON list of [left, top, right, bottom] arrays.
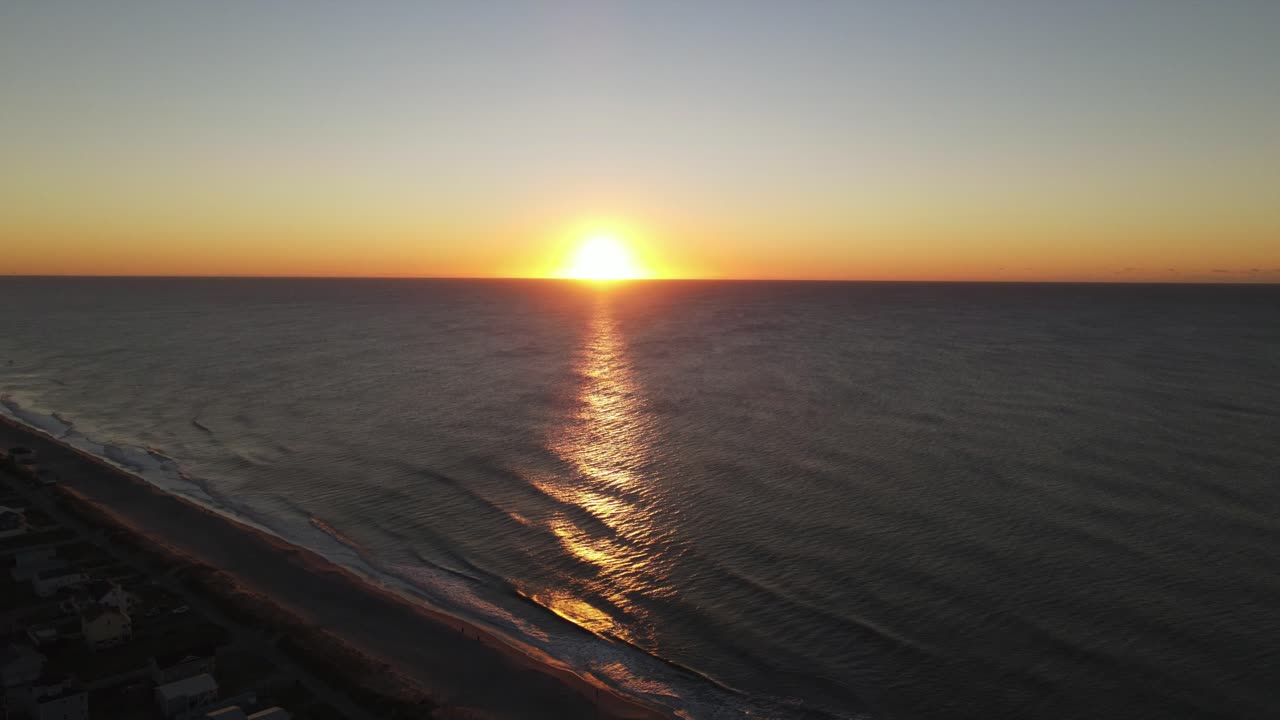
[[1, 1, 1278, 281]]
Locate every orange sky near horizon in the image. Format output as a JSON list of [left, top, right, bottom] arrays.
[[5, 227, 1279, 284], [6, 207, 1277, 283]]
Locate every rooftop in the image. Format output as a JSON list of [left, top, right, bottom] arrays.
[[157, 673, 218, 700], [30, 672, 74, 690], [81, 605, 129, 623], [27, 625, 59, 638], [155, 647, 217, 666], [86, 579, 117, 598], [15, 545, 57, 558], [34, 567, 83, 580], [35, 686, 86, 704], [1, 643, 45, 666]]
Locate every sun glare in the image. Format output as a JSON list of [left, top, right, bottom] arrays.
[[564, 233, 645, 281]]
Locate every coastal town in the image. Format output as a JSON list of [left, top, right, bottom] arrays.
[[0, 419, 652, 720], [0, 445, 372, 720]]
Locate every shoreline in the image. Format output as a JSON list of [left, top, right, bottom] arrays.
[[0, 414, 670, 720]]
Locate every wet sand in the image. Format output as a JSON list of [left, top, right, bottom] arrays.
[[0, 416, 668, 720]]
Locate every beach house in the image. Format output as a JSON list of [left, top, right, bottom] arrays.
[[151, 648, 217, 685], [155, 673, 219, 718], [10, 546, 59, 581], [81, 605, 132, 650], [30, 688, 89, 720], [18, 677, 89, 720], [25, 625, 59, 647], [0, 505, 25, 538], [1, 644, 46, 688], [83, 579, 134, 613], [32, 567, 87, 597]]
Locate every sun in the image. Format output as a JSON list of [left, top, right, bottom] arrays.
[[563, 233, 645, 281]]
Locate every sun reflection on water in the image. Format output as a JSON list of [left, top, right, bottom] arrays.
[[535, 291, 676, 644]]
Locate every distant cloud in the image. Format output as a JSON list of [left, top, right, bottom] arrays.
[[1204, 267, 1279, 278]]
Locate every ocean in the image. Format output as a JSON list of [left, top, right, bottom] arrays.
[[0, 277, 1277, 719]]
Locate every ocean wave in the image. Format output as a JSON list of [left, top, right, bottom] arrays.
[[2, 394, 74, 438], [0, 398, 808, 720]]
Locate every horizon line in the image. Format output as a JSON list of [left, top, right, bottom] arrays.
[[2, 273, 1277, 286]]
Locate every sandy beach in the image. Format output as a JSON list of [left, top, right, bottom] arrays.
[[0, 416, 669, 720]]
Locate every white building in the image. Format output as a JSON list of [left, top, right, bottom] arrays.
[[14, 546, 57, 565], [152, 649, 217, 685], [81, 605, 132, 650], [30, 687, 89, 720], [1, 644, 45, 688], [26, 625, 59, 647], [0, 506, 25, 538], [32, 567, 88, 597], [15, 677, 88, 720], [11, 546, 59, 581], [156, 673, 219, 718], [82, 579, 134, 613]]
